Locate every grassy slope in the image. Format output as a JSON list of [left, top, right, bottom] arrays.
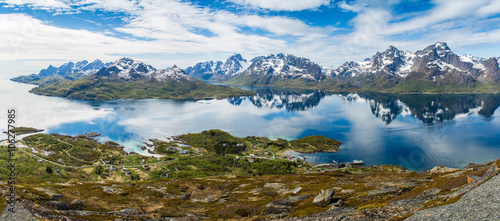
[[30, 75, 255, 101]]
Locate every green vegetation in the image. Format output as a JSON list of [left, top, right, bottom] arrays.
[[177, 129, 342, 155], [30, 75, 255, 101], [1, 131, 498, 220], [290, 135, 342, 153], [7, 126, 43, 135]]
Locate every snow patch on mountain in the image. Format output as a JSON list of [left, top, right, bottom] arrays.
[[102, 58, 192, 81], [153, 66, 192, 81], [460, 54, 485, 70], [38, 59, 110, 77]]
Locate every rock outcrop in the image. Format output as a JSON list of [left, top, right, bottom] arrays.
[[313, 189, 335, 207]]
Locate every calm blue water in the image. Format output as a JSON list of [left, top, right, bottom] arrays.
[[1, 79, 500, 171]]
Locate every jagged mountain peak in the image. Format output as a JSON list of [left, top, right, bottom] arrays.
[[152, 65, 192, 81], [417, 41, 453, 57], [97, 58, 193, 82], [227, 53, 245, 61], [37, 59, 110, 77], [242, 53, 324, 81]]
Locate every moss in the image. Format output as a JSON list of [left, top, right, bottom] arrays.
[[356, 203, 387, 211], [418, 196, 461, 210]]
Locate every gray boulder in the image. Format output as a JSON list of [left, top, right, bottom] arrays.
[[329, 199, 345, 209], [313, 189, 335, 207], [69, 199, 84, 210], [44, 201, 70, 210]]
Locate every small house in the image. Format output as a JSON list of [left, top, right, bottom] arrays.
[[179, 150, 188, 154], [248, 158, 254, 163]]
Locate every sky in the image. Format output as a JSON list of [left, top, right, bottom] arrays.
[[1, 0, 500, 77]]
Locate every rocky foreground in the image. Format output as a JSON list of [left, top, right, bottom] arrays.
[[0, 161, 498, 220]]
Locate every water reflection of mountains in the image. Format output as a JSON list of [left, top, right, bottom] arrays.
[[228, 89, 326, 112], [229, 89, 500, 124], [340, 92, 500, 124]]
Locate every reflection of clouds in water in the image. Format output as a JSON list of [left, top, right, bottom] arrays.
[[115, 98, 284, 141], [338, 98, 388, 152], [0, 80, 111, 137]]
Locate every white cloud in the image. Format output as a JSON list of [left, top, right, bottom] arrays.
[[227, 0, 332, 11], [477, 0, 500, 16], [1, 0, 70, 9], [76, 0, 141, 12]]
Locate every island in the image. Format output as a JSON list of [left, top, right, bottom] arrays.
[[19, 57, 255, 101], [2, 126, 44, 135]]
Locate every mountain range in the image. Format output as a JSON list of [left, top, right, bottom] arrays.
[[185, 42, 500, 93], [11, 59, 112, 86], [12, 41, 500, 99], [28, 58, 254, 101]]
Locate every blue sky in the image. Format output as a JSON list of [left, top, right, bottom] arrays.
[[1, 0, 500, 77]]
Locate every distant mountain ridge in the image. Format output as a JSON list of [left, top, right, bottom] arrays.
[[11, 59, 111, 85], [39, 59, 112, 77], [185, 42, 500, 93], [184, 54, 250, 81], [95, 57, 191, 81]]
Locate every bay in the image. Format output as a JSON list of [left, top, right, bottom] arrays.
[[1, 79, 500, 171]]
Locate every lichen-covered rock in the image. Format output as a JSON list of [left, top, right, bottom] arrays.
[[44, 201, 70, 210], [329, 199, 345, 209], [428, 166, 461, 174], [69, 199, 84, 210], [313, 189, 335, 207]]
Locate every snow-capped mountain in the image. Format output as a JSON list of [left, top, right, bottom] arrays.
[[96, 57, 192, 81], [331, 42, 500, 89], [38, 59, 110, 77], [334, 46, 414, 78], [184, 54, 249, 81], [410, 42, 484, 77], [241, 53, 324, 81], [152, 65, 192, 81], [182, 42, 500, 92]]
